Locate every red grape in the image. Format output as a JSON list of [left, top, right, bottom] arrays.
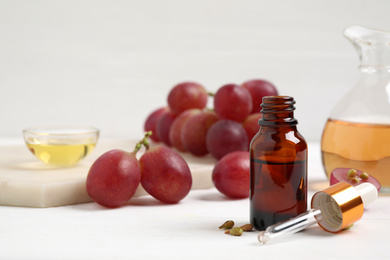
[[86, 150, 141, 208], [206, 120, 248, 160], [140, 146, 192, 203], [330, 168, 381, 192], [167, 82, 208, 115], [144, 107, 168, 142], [212, 151, 250, 198], [156, 109, 177, 146], [181, 111, 218, 156], [242, 79, 278, 114], [242, 113, 261, 145], [169, 109, 201, 152], [213, 84, 252, 122]]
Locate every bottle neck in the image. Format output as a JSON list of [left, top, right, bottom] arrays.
[[358, 66, 390, 88], [359, 47, 390, 71], [259, 96, 298, 126]]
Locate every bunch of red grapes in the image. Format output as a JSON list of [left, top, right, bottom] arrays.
[[144, 79, 278, 160], [86, 79, 278, 208]]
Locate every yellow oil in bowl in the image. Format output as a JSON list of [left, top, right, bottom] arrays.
[[23, 126, 99, 167]]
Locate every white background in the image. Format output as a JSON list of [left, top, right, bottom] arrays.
[[1, 0, 389, 142]]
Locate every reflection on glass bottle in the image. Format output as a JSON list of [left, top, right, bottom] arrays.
[[321, 25, 390, 194]]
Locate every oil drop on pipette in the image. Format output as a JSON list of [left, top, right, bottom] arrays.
[[257, 182, 378, 245]]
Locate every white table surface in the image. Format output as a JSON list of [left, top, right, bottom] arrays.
[[0, 140, 389, 260]]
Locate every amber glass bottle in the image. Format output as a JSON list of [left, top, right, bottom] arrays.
[[250, 96, 308, 231]]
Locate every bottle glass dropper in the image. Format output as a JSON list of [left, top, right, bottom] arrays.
[[258, 182, 378, 244]]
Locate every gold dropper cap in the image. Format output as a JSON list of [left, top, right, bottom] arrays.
[[311, 182, 365, 233]]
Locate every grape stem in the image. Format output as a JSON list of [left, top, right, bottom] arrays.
[[133, 131, 152, 153]]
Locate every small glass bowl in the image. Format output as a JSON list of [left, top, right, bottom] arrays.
[[23, 126, 100, 166]]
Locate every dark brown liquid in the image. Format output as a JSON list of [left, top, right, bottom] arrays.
[[250, 158, 307, 230]]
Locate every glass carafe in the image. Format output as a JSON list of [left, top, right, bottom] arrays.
[[321, 25, 390, 195]]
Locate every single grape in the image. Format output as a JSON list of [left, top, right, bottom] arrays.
[[213, 83, 252, 122], [86, 149, 141, 208], [169, 109, 201, 152], [144, 107, 168, 142], [212, 151, 250, 199], [140, 146, 192, 203], [242, 113, 261, 146], [156, 109, 177, 146], [330, 168, 381, 192], [167, 82, 208, 115], [242, 79, 278, 114], [181, 111, 218, 156], [206, 120, 248, 160]]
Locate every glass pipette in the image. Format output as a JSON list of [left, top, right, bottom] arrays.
[[258, 208, 322, 244]]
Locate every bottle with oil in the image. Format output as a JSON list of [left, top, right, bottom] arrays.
[[321, 25, 390, 194], [250, 96, 307, 231]]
